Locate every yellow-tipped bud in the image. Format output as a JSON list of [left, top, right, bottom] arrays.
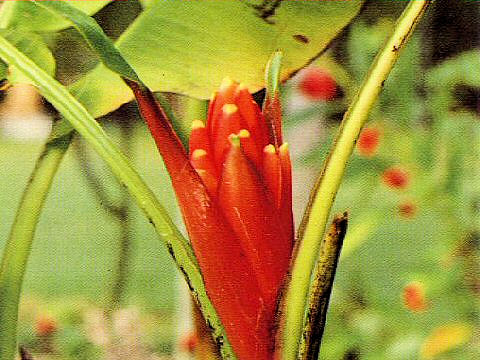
[[220, 77, 233, 90], [191, 120, 205, 129], [192, 149, 207, 159], [264, 144, 276, 154], [279, 142, 289, 154], [222, 103, 238, 115], [238, 129, 250, 138]]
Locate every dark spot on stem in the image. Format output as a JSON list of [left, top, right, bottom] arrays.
[[166, 243, 176, 263]]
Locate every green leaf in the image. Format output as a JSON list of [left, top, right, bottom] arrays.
[[0, 0, 111, 32], [118, 0, 364, 98], [0, 32, 236, 360], [46, 0, 364, 120], [0, 28, 55, 84]]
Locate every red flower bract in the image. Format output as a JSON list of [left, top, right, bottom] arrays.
[[130, 78, 294, 359]]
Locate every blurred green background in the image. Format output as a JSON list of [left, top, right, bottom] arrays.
[[0, 0, 479, 359]]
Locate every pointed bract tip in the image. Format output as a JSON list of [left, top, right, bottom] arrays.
[[220, 77, 234, 90], [210, 91, 217, 101], [192, 149, 208, 159], [264, 144, 276, 154], [279, 142, 289, 154], [238, 129, 250, 138], [222, 103, 238, 115], [191, 120, 205, 129]]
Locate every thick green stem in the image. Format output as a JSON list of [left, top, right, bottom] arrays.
[[0, 133, 73, 360], [282, 2, 432, 359]]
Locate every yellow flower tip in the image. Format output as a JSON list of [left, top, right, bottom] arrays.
[[222, 103, 238, 115], [264, 144, 276, 154], [238, 129, 250, 138], [191, 120, 205, 129], [210, 91, 217, 101], [191, 149, 207, 159], [279, 142, 289, 154], [220, 77, 234, 90]]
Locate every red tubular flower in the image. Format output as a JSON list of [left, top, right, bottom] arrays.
[[129, 78, 294, 359]]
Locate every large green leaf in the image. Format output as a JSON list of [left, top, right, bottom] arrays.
[[0, 0, 111, 32], [65, 0, 364, 118], [118, 0, 364, 98], [0, 28, 55, 84]]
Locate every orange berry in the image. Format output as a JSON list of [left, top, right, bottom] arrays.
[[357, 127, 381, 157], [382, 167, 409, 189], [398, 201, 417, 218], [403, 281, 428, 312], [35, 315, 57, 336], [298, 67, 337, 101]]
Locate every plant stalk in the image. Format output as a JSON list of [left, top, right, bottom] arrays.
[[282, 1, 432, 359], [0, 132, 73, 360], [298, 213, 348, 360]]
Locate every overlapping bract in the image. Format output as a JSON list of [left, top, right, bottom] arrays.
[[131, 79, 293, 359], [189, 78, 293, 301]]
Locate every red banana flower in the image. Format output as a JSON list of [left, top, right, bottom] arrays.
[[129, 78, 294, 359]]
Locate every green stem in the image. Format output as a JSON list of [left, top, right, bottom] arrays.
[[0, 34, 235, 359], [0, 133, 73, 360], [282, 2, 432, 359]]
